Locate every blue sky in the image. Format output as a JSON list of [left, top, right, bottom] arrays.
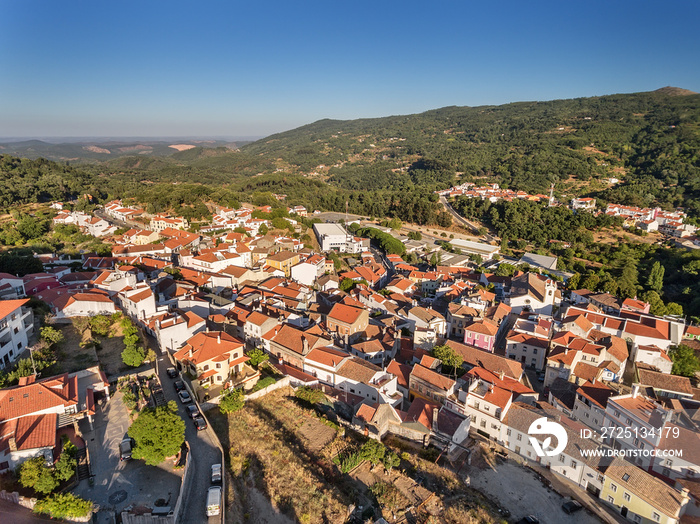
[[1, 0, 698, 138]]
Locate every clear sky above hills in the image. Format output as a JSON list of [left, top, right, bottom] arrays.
[[1, 0, 698, 139]]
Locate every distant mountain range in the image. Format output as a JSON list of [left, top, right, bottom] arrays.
[[0, 138, 256, 162]]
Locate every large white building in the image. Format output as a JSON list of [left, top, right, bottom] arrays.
[[313, 223, 364, 253], [0, 299, 34, 369]]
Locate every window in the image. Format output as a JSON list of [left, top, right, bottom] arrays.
[[662, 468, 670, 477], [216, 363, 221, 369], [474, 401, 480, 409], [515, 446, 521, 454], [632, 515, 641, 523], [203, 365, 209, 371], [652, 512, 660, 522], [622, 473, 630, 481], [517, 434, 522, 441], [506, 429, 512, 436], [626, 417, 632, 425], [533, 348, 537, 354], [480, 419, 486, 428], [610, 483, 617, 492], [623, 492, 631, 502], [570, 460, 577, 469], [560, 454, 565, 463], [614, 410, 620, 417], [607, 496, 614, 503]]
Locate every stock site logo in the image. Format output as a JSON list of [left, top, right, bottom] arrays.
[[527, 417, 568, 457]]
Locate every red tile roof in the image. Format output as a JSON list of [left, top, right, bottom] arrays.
[[0, 298, 29, 320], [327, 303, 365, 325]]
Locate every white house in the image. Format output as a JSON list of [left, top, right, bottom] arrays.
[[0, 299, 33, 369]]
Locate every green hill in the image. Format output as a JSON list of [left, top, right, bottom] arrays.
[[241, 89, 700, 215]]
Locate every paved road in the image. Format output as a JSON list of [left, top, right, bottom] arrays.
[[154, 356, 224, 524], [74, 387, 182, 522], [439, 195, 498, 243]]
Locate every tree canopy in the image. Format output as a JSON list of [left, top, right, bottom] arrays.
[[129, 402, 185, 465]]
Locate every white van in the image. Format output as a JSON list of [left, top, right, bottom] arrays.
[[206, 486, 222, 517]]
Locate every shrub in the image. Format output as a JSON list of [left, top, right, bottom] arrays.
[[33, 493, 92, 519], [251, 376, 276, 393], [294, 386, 325, 405], [219, 388, 245, 414]]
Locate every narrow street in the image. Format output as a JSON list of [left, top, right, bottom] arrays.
[[154, 356, 225, 524]]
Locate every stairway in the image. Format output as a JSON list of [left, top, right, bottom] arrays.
[[76, 447, 90, 481]]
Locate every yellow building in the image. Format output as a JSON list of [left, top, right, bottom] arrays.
[[265, 251, 301, 277], [600, 457, 689, 523]]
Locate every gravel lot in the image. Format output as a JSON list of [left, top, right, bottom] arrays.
[[468, 461, 601, 524]]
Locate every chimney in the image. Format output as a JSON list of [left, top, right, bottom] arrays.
[[591, 376, 596, 384], [302, 335, 309, 353], [632, 384, 639, 398], [432, 408, 439, 431], [217, 333, 221, 344], [499, 370, 505, 380], [564, 346, 568, 355]]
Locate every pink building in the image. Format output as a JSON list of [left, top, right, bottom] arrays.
[[463, 319, 499, 352]]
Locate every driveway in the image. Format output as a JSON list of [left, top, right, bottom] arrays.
[[73, 388, 183, 521], [468, 461, 601, 524], [155, 356, 224, 524]]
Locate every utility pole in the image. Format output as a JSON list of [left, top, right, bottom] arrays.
[[548, 182, 555, 207]]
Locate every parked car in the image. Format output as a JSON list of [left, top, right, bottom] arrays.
[[174, 380, 186, 392], [119, 437, 134, 461], [166, 367, 178, 378], [516, 517, 539, 524], [178, 390, 192, 403], [211, 463, 222, 484], [186, 405, 200, 419], [206, 486, 222, 516], [562, 500, 583, 514], [537, 372, 545, 382], [193, 415, 208, 431]]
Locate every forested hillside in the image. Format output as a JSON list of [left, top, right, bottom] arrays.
[[243, 88, 700, 216], [1, 89, 699, 225]]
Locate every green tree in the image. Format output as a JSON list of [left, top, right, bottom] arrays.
[[668, 345, 700, 377], [121, 345, 145, 367], [39, 326, 64, 346], [295, 385, 325, 405], [360, 439, 386, 465], [646, 261, 665, 293], [33, 493, 93, 519], [18, 457, 58, 495], [54, 449, 77, 482], [246, 348, 269, 367], [89, 315, 113, 336], [129, 402, 186, 465], [219, 388, 245, 414], [258, 223, 269, 236], [383, 451, 400, 472], [431, 344, 463, 377]]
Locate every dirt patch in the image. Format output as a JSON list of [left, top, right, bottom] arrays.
[[168, 144, 196, 151], [95, 336, 129, 377], [51, 323, 99, 375], [297, 418, 337, 453]]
